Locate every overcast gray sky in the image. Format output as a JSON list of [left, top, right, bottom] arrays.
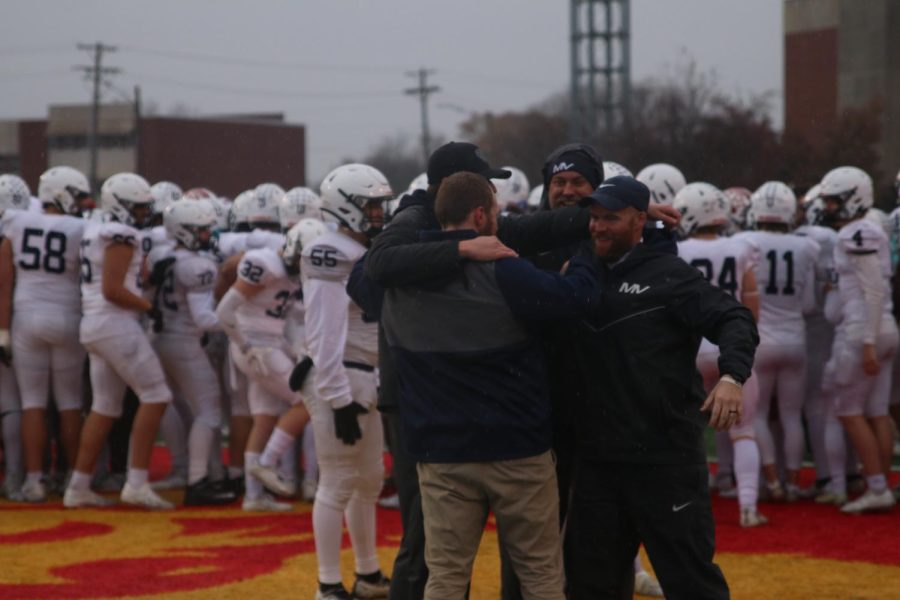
[[2, 0, 782, 184]]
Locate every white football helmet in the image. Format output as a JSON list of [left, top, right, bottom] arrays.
[[636, 163, 686, 205], [673, 182, 729, 237], [527, 184, 544, 210], [282, 217, 328, 274], [279, 187, 322, 230], [492, 166, 530, 211], [407, 172, 428, 193], [723, 187, 752, 231], [100, 172, 153, 227], [748, 181, 796, 228], [38, 166, 90, 215], [246, 185, 281, 229], [319, 163, 393, 235], [801, 183, 821, 207], [255, 182, 285, 204], [819, 166, 873, 220], [164, 198, 218, 251], [210, 197, 231, 231], [805, 197, 825, 226], [229, 190, 257, 231], [183, 187, 217, 201], [0, 174, 32, 215], [150, 181, 183, 215], [602, 161, 633, 180]]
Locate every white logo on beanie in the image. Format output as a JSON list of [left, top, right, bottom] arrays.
[[552, 162, 575, 174]]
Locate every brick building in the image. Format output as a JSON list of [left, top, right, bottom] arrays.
[[784, 0, 900, 189], [0, 103, 305, 198]]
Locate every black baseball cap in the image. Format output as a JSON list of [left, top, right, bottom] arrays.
[[427, 142, 511, 186], [588, 176, 650, 212]]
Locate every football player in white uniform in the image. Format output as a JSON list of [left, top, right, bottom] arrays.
[[63, 173, 174, 510], [0, 167, 90, 502], [820, 166, 899, 513], [0, 173, 33, 500], [146, 199, 237, 506], [675, 182, 767, 527], [794, 185, 841, 492], [636, 163, 686, 206], [743, 182, 819, 500], [215, 220, 307, 512], [300, 164, 392, 600]]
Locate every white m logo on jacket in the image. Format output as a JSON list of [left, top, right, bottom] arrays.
[[619, 281, 650, 294]]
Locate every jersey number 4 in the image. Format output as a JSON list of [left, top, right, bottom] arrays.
[[19, 228, 67, 274]]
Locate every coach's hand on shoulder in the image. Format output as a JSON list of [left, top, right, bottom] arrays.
[[333, 402, 368, 445], [647, 203, 681, 228], [0, 329, 11, 366], [701, 375, 743, 431], [459, 236, 517, 262]]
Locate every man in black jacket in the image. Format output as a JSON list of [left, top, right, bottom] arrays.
[[566, 177, 757, 600]]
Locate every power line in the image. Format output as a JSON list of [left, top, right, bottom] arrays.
[[119, 45, 405, 73], [125, 71, 403, 99], [74, 42, 120, 191], [405, 68, 440, 165]]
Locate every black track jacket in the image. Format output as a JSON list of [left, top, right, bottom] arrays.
[[573, 242, 758, 465]]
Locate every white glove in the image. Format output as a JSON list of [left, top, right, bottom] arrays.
[[245, 346, 272, 378]]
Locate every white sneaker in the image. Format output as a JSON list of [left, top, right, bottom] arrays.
[[814, 490, 848, 506], [150, 472, 188, 491], [634, 571, 664, 597], [840, 489, 896, 514], [248, 464, 296, 497], [21, 480, 47, 503], [242, 492, 293, 512], [63, 486, 115, 508], [740, 507, 769, 528], [121, 483, 175, 510]]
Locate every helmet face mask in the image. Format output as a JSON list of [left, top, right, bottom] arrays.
[[320, 164, 393, 237], [164, 199, 218, 251], [101, 173, 153, 228], [39, 166, 90, 215]]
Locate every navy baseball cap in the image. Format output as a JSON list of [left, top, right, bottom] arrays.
[[427, 142, 511, 186], [588, 176, 650, 212]]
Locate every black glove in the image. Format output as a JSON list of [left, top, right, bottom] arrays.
[[148, 257, 176, 287], [0, 347, 10, 367], [333, 402, 368, 445], [146, 306, 164, 333], [289, 356, 314, 392]]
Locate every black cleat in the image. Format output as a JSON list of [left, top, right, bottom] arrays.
[[183, 477, 239, 506]]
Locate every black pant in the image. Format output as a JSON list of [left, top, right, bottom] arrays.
[[385, 412, 429, 600], [565, 461, 729, 600]]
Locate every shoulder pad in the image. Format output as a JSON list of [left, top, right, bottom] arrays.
[[238, 248, 284, 286], [839, 220, 883, 254], [246, 229, 285, 251], [100, 222, 140, 247], [301, 237, 355, 281], [175, 252, 218, 292]]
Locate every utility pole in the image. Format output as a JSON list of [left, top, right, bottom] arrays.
[[405, 68, 440, 166], [75, 42, 119, 191]]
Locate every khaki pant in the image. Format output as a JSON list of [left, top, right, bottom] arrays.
[[417, 451, 564, 600]]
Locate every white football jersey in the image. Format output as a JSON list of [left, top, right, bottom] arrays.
[[794, 225, 838, 312], [742, 231, 818, 345], [150, 247, 219, 338], [678, 235, 758, 353], [235, 247, 301, 339], [301, 231, 374, 408], [80, 220, 145, 341], [1, 210, 84, 314], [141, 225, 171, 257], [834, 219, 894, 342]]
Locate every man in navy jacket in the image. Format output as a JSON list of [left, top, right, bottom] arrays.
[[381, 172, 598, 600]]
